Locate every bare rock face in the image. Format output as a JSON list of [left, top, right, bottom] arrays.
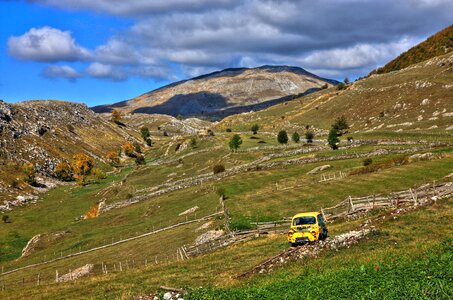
[[307, 165, 332, 174], [92, 66, 337, 119]]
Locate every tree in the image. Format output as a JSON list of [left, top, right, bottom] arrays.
[[106, 150, 120, 166], [111, 109, 122, 123], [292, 132, 300, 143], [277, 130, 288, 144], [229, 134, 242, 151], [344, 77, 350, 84], [92, 168, 106, 180], [321, 83, 328, 89], [2, 215, 9, 223], [22, 163, 36, 185], [305, 131, 315, 143], [332, 115, 349, 136], [251, 124, 259, 135], [122, 143, 135, 157], [336, 82, 346, 90], [55, 161, 73, 181], [71, 153, 94, 185], [140, 126, 150, 140], [327, 128, 340, 150]]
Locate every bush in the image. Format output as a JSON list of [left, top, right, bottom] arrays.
[[71, 153, 94, 186], [190, 138, 197, 148], [140, 126, 150, 140], [213, 164, 226, 174], [229, 134, 242, 151], [292, 132, 300, 143], [226, 128, 232, 132], [133, 142, 142, 153], [55, 161, 73, 181], [2, 215, 9, 223], [363, 158, 373, 166], [122, 143, 135, 157], [22, 163, 37, 185], [336, 82, 346, 90], [251, 124, 259, 134], [111, 109, 122, 124], [321, 83, 328, 89], [145, 138, 152, 147], [305, 131, 314, 143], [207, 129, 215, 136], [135, 155, 146, 166], [92, 168, 106, 180], [163, 131, 169, 137], [277, 130, 288, 144]]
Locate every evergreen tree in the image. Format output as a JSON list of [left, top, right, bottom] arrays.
[[277, 130, 288, 144], [229, 134, 243, 151]]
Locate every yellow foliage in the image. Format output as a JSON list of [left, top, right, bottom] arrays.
[[71, 153, 94, 186], [111, 109, 122, 122], [122, 143, 135, 157], [106, 150, 120, 166], [84, 204, 99, 219]]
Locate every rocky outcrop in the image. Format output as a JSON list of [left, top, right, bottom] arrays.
[[195, 230, 225, 245], [307, 165, 332, 174], [56, 264, 94, 282]]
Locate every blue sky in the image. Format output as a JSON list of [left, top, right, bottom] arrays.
[[1, 1, 452, 107]]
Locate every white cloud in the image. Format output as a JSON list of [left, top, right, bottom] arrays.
[[42, 65, 81, 81], [8, 26, 90, 62], [86, 63, 126, 81]]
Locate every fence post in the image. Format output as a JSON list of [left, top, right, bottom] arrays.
[[69, 269, 72, 281], [119, 261, 122, 272], [55, 270, 59, 283], [37, 274, 41, 286], [348, 196, 354, 213]]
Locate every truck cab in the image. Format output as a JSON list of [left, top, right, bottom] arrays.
[[287, 212, 328, 246]]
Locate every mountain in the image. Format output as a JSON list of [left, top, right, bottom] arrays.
[[92, 66, 338, 119], [371, 24, 453, 75]]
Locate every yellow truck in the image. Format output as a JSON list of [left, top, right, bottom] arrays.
[[287, 212, 328, 246]]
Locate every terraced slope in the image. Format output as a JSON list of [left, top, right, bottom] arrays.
[[214, 52, 453, 135]]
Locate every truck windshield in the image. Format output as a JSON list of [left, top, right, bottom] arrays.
[[293, 216, 316, 225]]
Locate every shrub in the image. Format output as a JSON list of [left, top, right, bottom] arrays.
[[106, 150, 120, 166], [190, 138, 197, 148], [163, 131, 169, 137], [327, 128, 339, 150], [337, 82, 346, 90], [226, 128, 232, 132], [2, 215, 9, 223], [213, 164, 226, 174], [344, 77, 350, 84], [251, 124, 259, 135], [135, 155, 146, 166], [92, 168, 106, 180], [229, 134, 242, 151], [363, 158, 373, 166], [133, 142, 141, 153], [321, 83, 328, 89], [122, 143, 135, 157], [292, 132, 300, 143], [305, 131, 314, 143], [207, 129, 215, 136], [71, 153, 94, 186], [55, 161, 73, 181], [145, 138, 152, 147], [277, 130, 288, 144], [140, 126, 150, 140], [67, 124, 75, 133], [22, 163, 37, 185]]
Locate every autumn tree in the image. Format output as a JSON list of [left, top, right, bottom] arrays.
[[55, 161, 73, 181], [22, 163, 37, 185], [106, 150, 120, 166], [111, 109, 122, 124], [122, 143, 135, 157], [71, 153, 94, 185]]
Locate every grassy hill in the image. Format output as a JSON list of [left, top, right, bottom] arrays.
[[371, 24, 453, 75]]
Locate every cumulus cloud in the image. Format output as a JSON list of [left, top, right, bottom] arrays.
[[85, 63, 126, 81], [12, 0, 453, 81], [30, 0, 237, 15], [8, 26, 90, 62], [42, 65, 81, 81]]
